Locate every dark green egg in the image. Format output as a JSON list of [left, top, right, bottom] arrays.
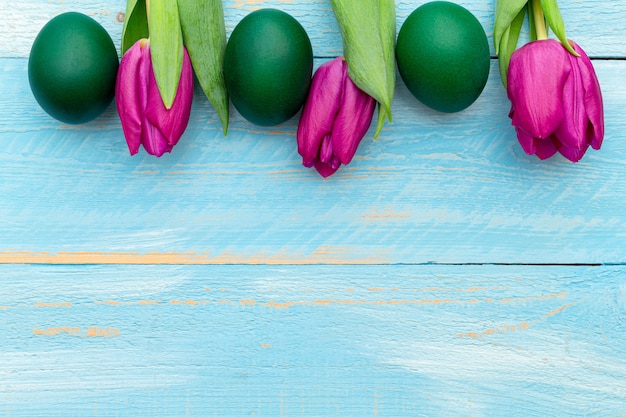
[[28, 12, 119, 124], [396, 1, 490, 113], [224, 8, 313, 126]]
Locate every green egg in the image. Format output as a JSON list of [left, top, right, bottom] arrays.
[[396, 1, 490, 113], [28, 12, 119, 124], [224, 8, 313, 126]]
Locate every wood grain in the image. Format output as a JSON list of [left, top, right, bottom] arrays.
[[2, 264, 626, 416]]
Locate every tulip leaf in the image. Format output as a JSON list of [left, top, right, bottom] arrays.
[[376, 0, 396, 137], [494, 0, 528, 54], [150, 0, 184, 109], [331, 0, 396, 138], [121, 0, 149, 55], [528, 2, 537, 41], [498, 6, 526, 88], [179, 0, 229, 134], [540, 0, 578, 55]]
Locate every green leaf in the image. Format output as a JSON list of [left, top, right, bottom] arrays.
[[179, 0, 229, 134], [494, 0, 527, 54], [540, 0, 578, 55], [330, 0, 396, 138], [498, 7, 526, 88], [528, 2, 537, 41], [121, 0, 149, 55], [150, 0, 184, 109]]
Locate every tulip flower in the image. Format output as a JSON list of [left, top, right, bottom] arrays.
[[115, 39, 194, 157], [507, 39, 604, 162], [297, 57, 376, 177], [122, 0, 229, 133], [495, 0, 604, 162]]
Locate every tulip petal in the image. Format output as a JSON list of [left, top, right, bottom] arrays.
[[536, 136, 559, 160], [330, 66, 376, 165], [514, 125, 537, 155], [297, 57, 344, 166], [143, 48, 194, 156], [319, 134, 334, 165], [557, 140, 589, 163], [550, 41, 603, 160], [571, 42, 604, 150], [116, 40, 150, 155], [507, 40, 570, 139], [553, 45, 589, 152], [141, 121, 172, 157], [313, 160, 341, 178], [314, 138, 341, 178], [515, 126, 558, 160], [319, 134, 342, 170]]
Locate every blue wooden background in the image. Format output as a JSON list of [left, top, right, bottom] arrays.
[[1, 0, 626, 415]]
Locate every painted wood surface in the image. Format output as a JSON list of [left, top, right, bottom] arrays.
[[1, 0, 626, 415], [2, 264, 626, 416]]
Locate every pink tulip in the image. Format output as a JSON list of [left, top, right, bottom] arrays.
[[116, 39, 194, 157], [297, 57, 376, 177], [507, 39, 604, 162]]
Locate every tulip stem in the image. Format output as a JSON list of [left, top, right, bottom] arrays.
[[532, 0, 548, 40]]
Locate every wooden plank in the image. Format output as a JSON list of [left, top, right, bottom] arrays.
[[0, 59, 624, 265], [1, 264, 625, 415], [1, 0, 625, 59]]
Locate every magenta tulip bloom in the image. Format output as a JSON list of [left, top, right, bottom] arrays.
[[116, 39, 194, 157], [507, 39, 604, 162], [297, 56, 376, 177]]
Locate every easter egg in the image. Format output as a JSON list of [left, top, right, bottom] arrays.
[[396, 1, 490, 113], [224, 8, 313, 126], [28, 12, 119, 124]]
